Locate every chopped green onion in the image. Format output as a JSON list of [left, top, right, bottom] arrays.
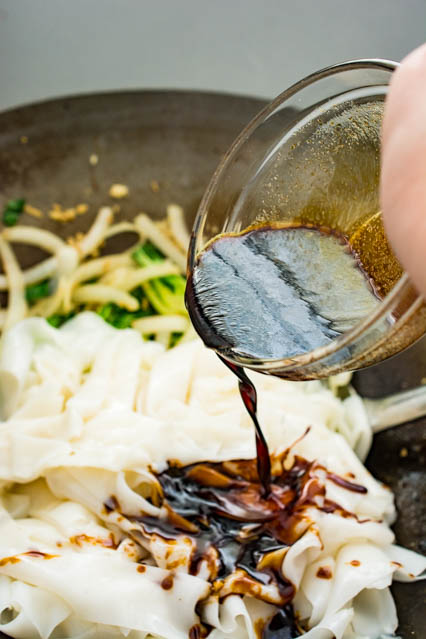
[[132, 241, 164, 267], [6, 199, 25, 213], [3, 210, 20, 227], [2, 198, 26, 226], [169, 332, 183, 348], [336, 385, 351, 401], [47, 311, 76, 328], [96, 299, 153, 329], [25, 279, 53, 305]]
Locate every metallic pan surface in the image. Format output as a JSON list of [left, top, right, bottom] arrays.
[[0, 90, 424, 638]]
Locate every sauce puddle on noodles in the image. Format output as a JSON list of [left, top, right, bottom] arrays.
[[123, 438, 367, 638]]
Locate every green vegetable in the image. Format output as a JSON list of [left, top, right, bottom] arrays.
[[169, 332, 184, 348], [336, 385, 351, 401], [2, 198, 26, 227], [131, 241, 164, 267], [132, 241, 187, 316], [96, 300, 153, 329], [47, 311, 76, 328], [3, 210, 20, 227], [25, 279, 52, 305], [143, 276, 187, 316], [6, 199, 25, 213], [48, 240, 188, 335]]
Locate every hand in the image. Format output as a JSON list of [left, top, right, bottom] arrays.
[[381, 43, 426, 296]]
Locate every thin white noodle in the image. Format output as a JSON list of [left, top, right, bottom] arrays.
[[62, 255, 132, 312], [28, 278, 66, 318], [167, 204, 190, 252], [132, 315, 189, 334], [29, 247, 80, 317], [103, 222, 144, 255], [0, 237, 28, 330], [0, 256, 58, 290], [78, 207, 113, 258], [2, 226, 65, 254], [105, 262, 180, 292], [104, 222, 141, 238], [134, 214, 187, 274], [72, 284, 139, 311]]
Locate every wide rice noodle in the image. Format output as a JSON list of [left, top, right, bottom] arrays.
[[0, 313, 424, 639]]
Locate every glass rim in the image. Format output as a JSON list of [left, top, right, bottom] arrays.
[[188, 58, 418, 372]]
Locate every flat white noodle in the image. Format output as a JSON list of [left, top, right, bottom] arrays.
[[0, 314, 424, 639], [0, 576, 70, 639], [202, 595, 276, 639]]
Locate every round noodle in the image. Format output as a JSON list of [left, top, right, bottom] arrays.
[[132, 314, 189, 334], [104, 261, 180, 291], [134, 213, 187, 273], [166, 203, 191, 252], [0, 256, 58, 291], [2, 227, 65, 254], [0, 237, 27, 331], [72, 284, 139, 311], [77, 207, 114, 258], [63, 254, 132, 312]]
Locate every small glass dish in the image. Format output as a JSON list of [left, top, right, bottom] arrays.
[[187, 59, 426, 380]]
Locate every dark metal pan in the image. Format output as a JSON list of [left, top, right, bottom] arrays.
[[0, 90, 424, 638]]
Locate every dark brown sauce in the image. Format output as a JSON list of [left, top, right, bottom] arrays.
[[69, 533, 117, 549], [161, 574, 174, 590], [186, 224, 381, 361], [24, 551, 58, 559], [104, 495, 119, 512], [316, 566, 333, 579], [129, 451, 367, 638], [326, 472, 367, 494], [219, 357, 271, 495], [179, 223, 376, 637], [189, 624, 204, 639], [263, 608, 301, 639]]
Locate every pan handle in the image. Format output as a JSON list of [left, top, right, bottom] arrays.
[[363, 385, 426, 433]]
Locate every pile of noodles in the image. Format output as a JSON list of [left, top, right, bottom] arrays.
[[0, 206, 424, 639], [0, 204, 193, 346]]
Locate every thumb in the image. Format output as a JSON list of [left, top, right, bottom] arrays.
[[381, 43, 426, 296]]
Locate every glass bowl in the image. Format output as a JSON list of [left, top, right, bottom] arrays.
[[187, 59, 426, 380]]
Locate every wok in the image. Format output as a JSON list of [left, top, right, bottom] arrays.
[[0, 90, 424, 638]]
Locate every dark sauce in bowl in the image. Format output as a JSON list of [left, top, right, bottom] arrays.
[[186, 223, 381, 493]]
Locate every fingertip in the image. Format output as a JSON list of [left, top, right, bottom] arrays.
[[381, 43, 426, 296], [382, 43, 426, 149]]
